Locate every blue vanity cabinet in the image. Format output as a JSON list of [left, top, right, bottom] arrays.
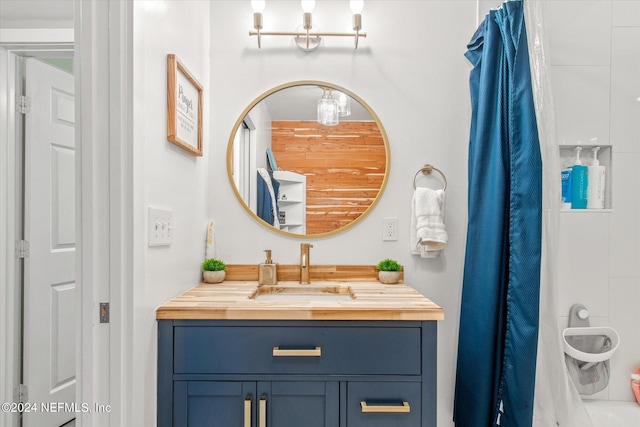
[[172, 381, 338, 427], [158, 320, 437, 427]]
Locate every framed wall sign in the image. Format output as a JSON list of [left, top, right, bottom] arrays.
[[167, 54, 203, 156]]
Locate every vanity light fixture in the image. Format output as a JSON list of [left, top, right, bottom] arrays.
[[317, 88, 339, 126], [249, 0, 367, 51], [251, 0, 266, 48]]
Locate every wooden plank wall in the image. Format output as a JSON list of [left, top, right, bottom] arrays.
[[271, 121, 386, 234]]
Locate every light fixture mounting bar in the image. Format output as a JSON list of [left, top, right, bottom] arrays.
[[249, 30, 367, 50], [249, 30, 367, 38]]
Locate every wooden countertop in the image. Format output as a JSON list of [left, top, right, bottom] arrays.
[[156, 281, 444, 321]]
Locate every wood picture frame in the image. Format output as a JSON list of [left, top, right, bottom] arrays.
[[167, 54, 203, 156]]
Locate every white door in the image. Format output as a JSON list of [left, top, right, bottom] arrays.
[[23, 58, 76, 427]]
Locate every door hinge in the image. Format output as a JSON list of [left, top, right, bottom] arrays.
[[16, 240, 29, 258], [15, 95, 30, 114], [14, 384, 28, 404]]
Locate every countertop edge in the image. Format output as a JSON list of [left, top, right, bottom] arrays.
[[155, 281, 445, 321], [155, 308, 445, 321]]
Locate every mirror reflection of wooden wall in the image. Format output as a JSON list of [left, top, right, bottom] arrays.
[[272, 121, 386, 235]]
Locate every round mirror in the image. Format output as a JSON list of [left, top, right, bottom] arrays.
[[226, 81, 389, 237]]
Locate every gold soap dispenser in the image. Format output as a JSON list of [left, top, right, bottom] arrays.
[[258, 250, 277, 285]]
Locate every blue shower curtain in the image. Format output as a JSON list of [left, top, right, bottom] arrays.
[[454, 2, 542, 426]]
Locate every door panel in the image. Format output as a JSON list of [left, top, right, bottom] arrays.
[[23, 58, 75, 427], [174, 382, 255, 427], [51, 282, 75, 389], [51, 143, 75, 248], [260, 381, 339, 427]]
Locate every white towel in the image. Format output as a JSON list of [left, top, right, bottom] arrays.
[[410, 188, 447, 258]]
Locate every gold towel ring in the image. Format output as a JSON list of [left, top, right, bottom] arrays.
[[413, 164, 447, 190]]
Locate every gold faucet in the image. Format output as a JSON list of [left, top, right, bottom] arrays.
[[300, 243, 313, 284]]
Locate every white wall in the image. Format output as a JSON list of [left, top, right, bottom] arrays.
[[209, 1, 476, 425], [249, 102, 273, 171], [131, 1, 210, 425], [248, 101, 273, 211], [545, 0, 640, 402]]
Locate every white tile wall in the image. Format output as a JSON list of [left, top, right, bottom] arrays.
[[550, 0, 640, 403], [612, 0, 640, 27], [608, 277, 640, 401], [558, 212, 610, 317], [610, 28, 640, 151], [546, 0, 612, 66], [551, 66, 611, 145], [609, 153, 640, 277]]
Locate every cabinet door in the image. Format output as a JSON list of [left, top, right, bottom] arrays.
[[347, 381, 422, 427], [258, 381, 339, 427], [174, 381, 255, 427]]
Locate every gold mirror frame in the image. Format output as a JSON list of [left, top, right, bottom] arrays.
[[226, 80, 390, 238]]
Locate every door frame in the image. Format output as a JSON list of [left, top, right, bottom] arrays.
[[74, 1, 133, 426], [0, 43, 22, 427], [0, 1, 134, 426]]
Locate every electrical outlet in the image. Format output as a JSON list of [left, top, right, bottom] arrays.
[[382, 217, 398, 241], [148, 206, 173, 246]]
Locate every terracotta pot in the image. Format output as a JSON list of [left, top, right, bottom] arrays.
[[203, 270, 226, 284], [378, 271, 401, 284]]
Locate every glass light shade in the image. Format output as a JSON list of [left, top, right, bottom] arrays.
[[251, 0, 266, 12], [350, 0, 364, 14], [301, 0, 315, 13], [335, 91, 351, 117], [317, 93, 339, 126]]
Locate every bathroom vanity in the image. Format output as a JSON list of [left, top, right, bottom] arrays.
[[157, 281, 443, 427]]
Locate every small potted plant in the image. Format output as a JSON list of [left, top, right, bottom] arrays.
[[376, 258, 403, 284], [202, 258, 227, 284]]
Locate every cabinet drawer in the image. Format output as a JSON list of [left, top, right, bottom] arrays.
[[347, 381, 422, 427], [173, 326, 421, 375]]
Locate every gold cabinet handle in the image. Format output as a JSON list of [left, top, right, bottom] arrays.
[[259, 396, 267, 427], [244, 397, 251, 427], [272, 346, 322, 357], [360, 401, 411, 413]]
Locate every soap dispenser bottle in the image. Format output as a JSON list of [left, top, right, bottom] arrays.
[[258, 250, 277, 285], [571, 147, 588, 209], [561, 164, 573, 209], [587, 146, 606, 209]]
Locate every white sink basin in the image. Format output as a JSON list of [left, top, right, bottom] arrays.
[[248, 285, 356, 301]]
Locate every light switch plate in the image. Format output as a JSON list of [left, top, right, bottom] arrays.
[[148, 206, 173, 246]]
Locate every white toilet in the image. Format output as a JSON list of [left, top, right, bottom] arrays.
[[562, 304, 620, 394]]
